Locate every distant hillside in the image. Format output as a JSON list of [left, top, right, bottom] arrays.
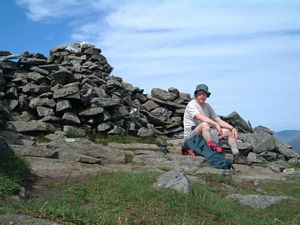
[[275, 130, 300, 154]]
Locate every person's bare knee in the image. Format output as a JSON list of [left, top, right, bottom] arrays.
[[218, 128, 231, 139], [201, 122, 210, 135], [227, 129, 237, 147], [195, 122, 212, 141], [195, 122, 209, 134]]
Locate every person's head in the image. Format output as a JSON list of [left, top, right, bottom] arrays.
[[194, 83, 211, 103]]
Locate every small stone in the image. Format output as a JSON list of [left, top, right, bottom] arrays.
[[65, 138, 76, 143]]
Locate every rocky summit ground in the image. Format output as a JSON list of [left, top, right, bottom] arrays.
[[16, 133, 299, 181], [1, 131, 300, 224]]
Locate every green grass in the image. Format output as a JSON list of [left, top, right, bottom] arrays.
[[289, 162, 300, 168], [65, 128, 86, 138], [2, 172, 299, 225], [46, 126, 61, 134], [0, 171, 21, 197], [0, 155, 33, 198]]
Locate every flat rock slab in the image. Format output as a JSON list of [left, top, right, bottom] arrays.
[[9, 120, 49, 133], [12, 137, 126, 165], [194, 166, 236, 176], [49, 138, 126, 164], [25, 156, 163, 178], [132, 150, 205, 173], [226, 194, 290, 208], [0, 214, 61, 225], [232, 164, 288, 182]]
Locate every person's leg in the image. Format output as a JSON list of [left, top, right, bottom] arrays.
[[194, 125, 222, 152], [218, 128, 239, 154], [219, 128, 251, 165], [210, 128, 220, 144], [194, 122, 212, 141], [182, 123, 212, 156]]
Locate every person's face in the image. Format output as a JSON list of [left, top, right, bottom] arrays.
[[196, 90, 208, 104]]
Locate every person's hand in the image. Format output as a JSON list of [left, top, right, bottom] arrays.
[[215, 123, 222, 136], [231, 127, 238, 139]]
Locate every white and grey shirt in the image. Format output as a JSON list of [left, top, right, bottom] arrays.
[[183, 99, 219, 140]]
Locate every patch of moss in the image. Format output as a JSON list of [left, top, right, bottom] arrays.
[[125, 152, 134, 163], [66, 129, 86, 138], [35, 135, 51, 143]]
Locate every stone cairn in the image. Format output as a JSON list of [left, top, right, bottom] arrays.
[[0, 43, 189, 137], [0, 43, 299, 164]]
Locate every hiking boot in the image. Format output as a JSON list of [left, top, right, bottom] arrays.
[[233, 153, 252, 165], [206, 140, 222, 152]]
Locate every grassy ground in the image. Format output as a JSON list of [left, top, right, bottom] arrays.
[[1, 172, 299, 225], [1, 133, 299, 224], [0, 155, 33, 198]]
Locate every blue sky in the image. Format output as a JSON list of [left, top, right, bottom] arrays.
[[1, 0, 300, 131]]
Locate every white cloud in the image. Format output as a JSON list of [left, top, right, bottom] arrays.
[[16, 0, 116, 21], [17, 0, 300, 130]]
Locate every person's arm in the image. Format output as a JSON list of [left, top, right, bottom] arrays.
[[215, 117, 238, 138], [195, 114, 222, 133], [214, 117, 234, 130]]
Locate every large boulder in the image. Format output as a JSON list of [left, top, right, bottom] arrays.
[[239, 131, 276, 153], [221, 111, 253, 133], [0, 136, 14, 159], [154, 168, 193, 194], [277, 142, 300, 159]]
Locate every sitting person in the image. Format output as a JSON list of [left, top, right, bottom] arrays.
[[183, 83, 250, 165]]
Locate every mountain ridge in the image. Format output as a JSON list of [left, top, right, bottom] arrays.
[[275, 130, 300, 154]]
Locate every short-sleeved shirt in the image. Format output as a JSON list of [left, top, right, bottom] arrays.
[[183, 99, 219, 140]]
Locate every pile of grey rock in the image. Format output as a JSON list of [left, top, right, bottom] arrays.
[[1, 43, 299, 165], [0, 43, 190, 137], [219, 112, 300, 165]]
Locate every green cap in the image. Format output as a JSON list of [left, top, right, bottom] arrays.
[[194, 83, 211, 97]]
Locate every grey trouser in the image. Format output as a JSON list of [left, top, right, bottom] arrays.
[[185, 127, 219, 144]]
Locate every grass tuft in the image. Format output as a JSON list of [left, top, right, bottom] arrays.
[[66, 129, 86, 138], [0, 171, 21, 197], [124, 152, 134, 163], [0, 155, 33, 198]]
